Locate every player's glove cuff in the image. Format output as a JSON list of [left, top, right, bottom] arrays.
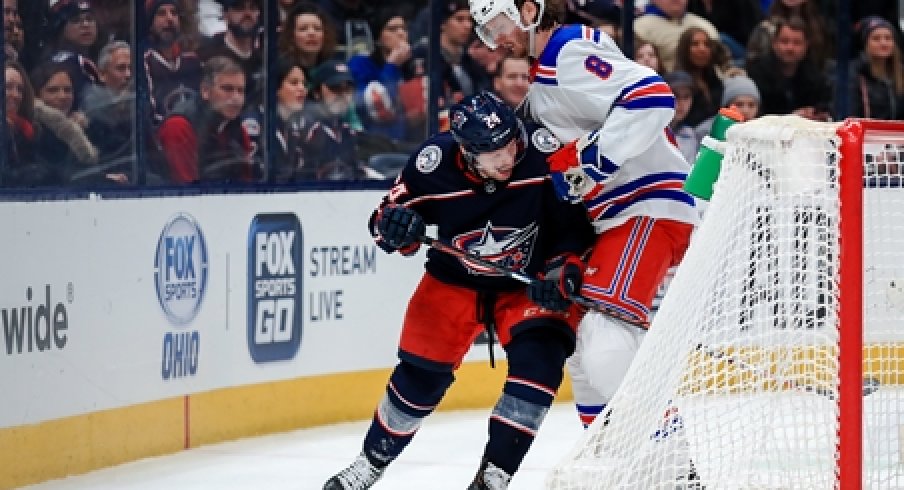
[[542, 253, 585, 299], [548, 139, 605, 203]]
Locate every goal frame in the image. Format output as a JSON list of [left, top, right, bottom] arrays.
[[837, 118, 904, 488], [547, 117, 904, 489]]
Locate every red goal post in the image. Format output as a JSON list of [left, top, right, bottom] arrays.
[[547, 117, 904, 489]]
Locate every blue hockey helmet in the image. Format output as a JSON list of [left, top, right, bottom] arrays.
[[449, 91, 525, 159]]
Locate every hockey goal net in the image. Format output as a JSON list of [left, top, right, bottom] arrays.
[[547, 116, 904, 489]]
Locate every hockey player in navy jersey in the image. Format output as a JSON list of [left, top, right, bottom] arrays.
[[469, 0, 699, 428], [322, 91, 594, 490]]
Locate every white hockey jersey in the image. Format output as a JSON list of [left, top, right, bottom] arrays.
[[527, 25, 700, 233]]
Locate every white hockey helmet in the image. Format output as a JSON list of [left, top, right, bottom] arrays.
[[469, 0, 545, 49]]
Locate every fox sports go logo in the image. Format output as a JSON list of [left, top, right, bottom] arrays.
[[154, 213, 209, 326]]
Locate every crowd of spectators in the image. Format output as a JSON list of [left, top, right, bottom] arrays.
[[0, 0, 901, 189], [597, 0, 902, 162]]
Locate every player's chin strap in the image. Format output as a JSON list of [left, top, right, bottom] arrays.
[[418, 235, 650, 330]]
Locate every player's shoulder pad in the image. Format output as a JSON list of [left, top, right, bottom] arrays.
[[409, 132, 457, 175], [524, 123, 563, 154], [539, 24, 616, 67]]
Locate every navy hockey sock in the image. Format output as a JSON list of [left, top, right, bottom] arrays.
[[362, 361, 454, 467], [483, 329, 570, 475]]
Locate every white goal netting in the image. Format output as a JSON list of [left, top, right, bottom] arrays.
[[547, 116, 904, 489]]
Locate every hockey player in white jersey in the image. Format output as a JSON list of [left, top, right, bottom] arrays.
[[470, 0, 700, 427]]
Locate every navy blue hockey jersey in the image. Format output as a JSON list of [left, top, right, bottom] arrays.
[[371, 124, 595, 292]]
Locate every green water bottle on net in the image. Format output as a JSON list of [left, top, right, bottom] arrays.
[[683, 107, 744, 201]]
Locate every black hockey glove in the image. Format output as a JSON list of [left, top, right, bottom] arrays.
[[527, 254, 585, 312], [528, 279, 573, 312], [377, 205, 426, 252]]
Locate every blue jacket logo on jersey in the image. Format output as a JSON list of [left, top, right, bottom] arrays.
[[453, 222, 538, 276], [247, 213, 303, 363]]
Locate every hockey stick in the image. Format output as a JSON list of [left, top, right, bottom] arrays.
[[419, 235, 649, 328], [694, 344, 880, 399]]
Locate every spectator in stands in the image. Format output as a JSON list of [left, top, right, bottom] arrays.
[[29, 60, 100, 183], [41, 0, 102, 109], [144, 0, 202, 124], [1, 59, 39, 186], [694, 74, 762, 144], [675, 26, 736, 126], [273, 59, 309, 180], [720, 74, 762, 121], [198, 0, 263, 107], [31, 60, 84, 130], [746, 0, 833, 70], [664, 70, 699, 164], [635, 37, 664, 74], [688, 0, 764, 62], [82, 41, 134, 169], [157, 55, 255, 184], [850, 16, 904, 120], [95, 40, 131, 94], [295, 59, 366, 180], [411, 0, 487, 123], [746, 16, 832, 121], [3, 0, 24, 62], [278, 2, 337, 75], [348, 7, 414, 143], [634, 0, 721, 72], [240, 57, 308, 181], [492, 55, 530, 109]]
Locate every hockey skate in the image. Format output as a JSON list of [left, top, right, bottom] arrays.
[[467, 458, 511, 490], [323, 452, 385, 490]]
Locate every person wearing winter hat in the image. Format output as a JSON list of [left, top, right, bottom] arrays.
[[720, 74, 761, 121], [347, 6, 413, 142], [693, 74, 762, 151], [293, 59, 365, 180], [46, 0, 94, 39], [143, 0, 202, 123], [146, 0, 181, 46], [40, 0, 102, 113], [410, 0, 485, 127], [850, 15, 904, 120], [197, 0, 263, 107]]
